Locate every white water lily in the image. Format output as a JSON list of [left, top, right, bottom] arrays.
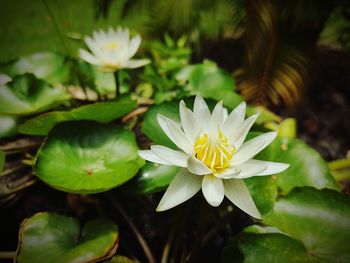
[[79, 27, 150, 72], [139, 96, 289, 219]]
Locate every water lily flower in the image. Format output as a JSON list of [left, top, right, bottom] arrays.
[[139, 96, 289, 219], [79, 27, 150, 72]]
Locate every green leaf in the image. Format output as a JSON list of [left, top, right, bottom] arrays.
[[18, 95, 136, 136], [0, 149, 5, 173], [141, 100, 180, 148], [226, 225, 321, 263], [0, 114, 18, 138], [0, 74, 70, 115], [16, 212, 118, 263], [264, 187, 350, 262], [245, 176, 278, 216], [34, 121, 144, 194], [0, 52, 70, 85], [123, 162, 180, 195], [256, 137, 338, 194]]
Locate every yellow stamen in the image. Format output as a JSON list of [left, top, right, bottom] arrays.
[[194, 130, 235, 172], [104, 42, 118, 50]]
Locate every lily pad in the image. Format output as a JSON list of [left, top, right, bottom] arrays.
[[0, 74, 70, 115], [224, 225, 321, 263], [16, 212, 118, 263], [18, 95, 136, 136], [0, 114, 18, 138], [141, 100, 180, 149], [265, 187, 350, 262], [123, 162, 180, 195], [0, 52, 70, 85], [256, 136, 338, 194], [34, 121, 144, 194]]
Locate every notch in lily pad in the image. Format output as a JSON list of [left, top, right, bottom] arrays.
[[16, 212, 119, 263], [34, 121, 144, 194]]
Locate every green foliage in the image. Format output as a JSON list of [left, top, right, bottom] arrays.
[[16, 212, 119, 263], [18, 95, 136, 135], [0, 74, 70, 115], [0, 114, 18, 138], [123, 162, 180, 195], [34, 121, 144, 194], [0, 52, 71, 85], [264, 187, 350, 261]]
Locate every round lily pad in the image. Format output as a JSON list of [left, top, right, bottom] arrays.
[[18, 95, 136, 136], [16, 212, 119, 263], [34, 121, 144, 194], [123, 162, 180, 195], [0, 74, 70, 115]]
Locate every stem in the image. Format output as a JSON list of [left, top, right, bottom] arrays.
[[107, 194, 156, 263], [114, 71, 119, 98], [188, 201, 209, 263], [0, 251, 16, 259]]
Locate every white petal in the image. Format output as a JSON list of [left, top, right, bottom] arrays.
[[193, 95, 211, 126], [223, 102, 246, 132], [231, 131, 277, 165], [138, 150, 171, 165], [179, 100, 201, 144], [122, 59, 150, 69], [156, 169, 201, 211], [79, 49, 101, 65], [151, 145, 188, 167], [202, 174, 224, 207], [187, 155, 212, 175], [234, 162, 267, 179], [224, 179, 262, 219], [157, 114, 192, 154], [223, 108, 228, 121], [229, 114, 258, 149], [214, 167, 240, 179], [244, 159, 290, 176], [211, 101, 224, 124], [128, 34, 142, 58]]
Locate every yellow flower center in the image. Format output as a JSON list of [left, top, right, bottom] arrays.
[[194, 130, 235, 172], [104, 42, 119, 50]]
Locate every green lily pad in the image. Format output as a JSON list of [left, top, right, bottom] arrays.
[[0, 114, 18, 138], [0, 74, 70, 115], [16, 212, 118, 263], [34, 121, 144, 194], [256, 136, 338, 194], [245, 176, 278, 216], [224, 225, 322, 263], [123, 162, 180, 195], [0, 52, 70, 85], [18, 95, 136, 136], [141, 100, 180, 149], [264, 187, 350, 262]]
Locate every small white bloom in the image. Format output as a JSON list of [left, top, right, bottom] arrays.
[[139, 96, 289, 219], [79, 27, 150, 72]]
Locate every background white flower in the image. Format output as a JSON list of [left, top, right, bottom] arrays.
[[139, 96, 289, 219], [79, 27, 150, 72]]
